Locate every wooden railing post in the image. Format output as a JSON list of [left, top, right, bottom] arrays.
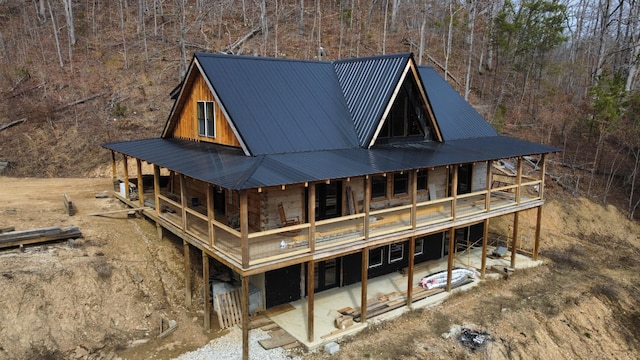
[[207, 183, 215, 247], [407, 237, 415, 307], [240, 190, 249, 268], [516, 157, 523, 205], [410, 170, 417, 229], [451, 166, 458, 220], [485, 160, 492, 211], [122, 154, 129, 200], [136, 158, 144, 208], [364, 176, 370, 241], [180, 174, 187, 231], [308, 183, 316, 252], [183, 240, 191, 306]]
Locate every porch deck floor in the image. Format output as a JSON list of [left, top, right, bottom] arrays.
[[267, 246, 541, 351]]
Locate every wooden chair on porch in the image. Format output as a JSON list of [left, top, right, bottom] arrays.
[[278, 202, 299, 227]]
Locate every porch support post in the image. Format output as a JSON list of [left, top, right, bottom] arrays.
[[136, 158, 144, 208], [539, 154, 547, 200], [206, 183, 215, 247], [445, 227, 455, 292], [533, 207, 542, 261], [451, 166, 458, 220], [202, 251, 211, 330], [515, 157, 523, 205], [111, 151, 117, 185], [511, 211, 519, 268], [308, 183, 316, 252], [240, 190, 249, 268], [307, 260, 315, 342], [153, 165, 162, 240], [122, 154, 129, 200], [180, 174, 187, 231], [410, 171, 417, 229], [183, 240, 192, 306], [364, 176, 370, 239], [360, 248, 369, 323], [407, 236, 415, 307], [481, 219, 489, 279], [241, 275, 250, 360], [486, 160, 492, 211]]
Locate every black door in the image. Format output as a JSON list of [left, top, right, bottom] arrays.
[[309, 258, 341, 292], [265, 264, 301, 308], [315, 181, 342, 220]]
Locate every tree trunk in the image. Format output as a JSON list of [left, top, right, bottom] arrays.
[[60, 0, 76, 45], [47, 0, 64, 68], [464, 0, 476, 101]]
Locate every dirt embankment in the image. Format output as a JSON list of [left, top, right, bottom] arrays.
[[0, 177, 215, 360], [0, 178, 638, 359]]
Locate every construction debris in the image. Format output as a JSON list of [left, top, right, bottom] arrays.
[[63, 193, 75, 216], [158, 318, 178, 339], [0, 226, 82, 249], [458, 328, 490, 351]]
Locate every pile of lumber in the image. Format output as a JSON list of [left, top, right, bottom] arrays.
[[0, 226, 82, 249], [341, 286, 447, 323]]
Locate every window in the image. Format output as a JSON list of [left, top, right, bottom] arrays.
[[371, 175, 387, 199], [414, 238, 424, 256], [369, 247, 384, 268], [417, 170, 428, 191], [378, 78, 430, 141], [197, 101, 215, 138], [393, 173, 409, 196], [388, 243, 404, 263]]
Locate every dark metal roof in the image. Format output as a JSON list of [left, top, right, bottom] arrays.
[[103, 137, 558, 190], [194, 53, 359, 156], [418, 66, 498, 140], [334, 54, 410, 147]]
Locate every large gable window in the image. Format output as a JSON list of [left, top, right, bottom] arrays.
[[378, 76, 433, 142], [197, 101, 215, 138]]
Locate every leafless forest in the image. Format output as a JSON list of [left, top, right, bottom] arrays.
[[0, 0, 639, 218]]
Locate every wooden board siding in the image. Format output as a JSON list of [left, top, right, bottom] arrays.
[[264, 185, 306, 230], [170, 72, 241, 147], [472, 162, 488, 192]]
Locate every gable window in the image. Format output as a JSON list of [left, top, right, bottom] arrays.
[[378, 77, 432, 141], [417, 170, 428, 191], [388, 243, 404, 263], [393, 172, 409, 196], [371, 175, 387, 200], [369, 247, 384, 268], [197, 101, 215, 138]]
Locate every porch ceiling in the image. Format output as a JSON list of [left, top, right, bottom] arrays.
[[102, 137, 558, 190]]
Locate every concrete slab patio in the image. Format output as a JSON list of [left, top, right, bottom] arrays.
[[267, 246, 542, 351]]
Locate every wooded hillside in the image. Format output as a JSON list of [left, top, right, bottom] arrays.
[[0, 0, 639, 219]]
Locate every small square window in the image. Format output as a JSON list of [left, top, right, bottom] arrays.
[[369, 247, 384, 268], [388, 243, 404, 263], [371, 175, 387, 199]]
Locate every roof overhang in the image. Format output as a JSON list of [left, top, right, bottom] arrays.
[[103, 137, 560, 191]]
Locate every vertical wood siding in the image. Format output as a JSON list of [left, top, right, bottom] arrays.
[[171, 72, 241, 147]]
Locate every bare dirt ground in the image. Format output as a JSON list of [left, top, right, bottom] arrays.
[[0, 177, 639, 359]]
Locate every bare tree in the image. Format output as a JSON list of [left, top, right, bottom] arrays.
[[47, 0, 64, 68], [60, 0, 76, 45]]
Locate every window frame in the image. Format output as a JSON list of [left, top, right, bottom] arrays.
[[371, 175, 388, 200], [388, 243, 404, 263], [368, 247, 384, 268], [197, 101, 216, 138], [392, 172, 409, 196], [416, 169, 428, 192], [414, 238, 424, 256]]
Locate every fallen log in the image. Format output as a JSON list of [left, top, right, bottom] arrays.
[[0, 118, 26, 132], [0, 226, 82, 249]]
